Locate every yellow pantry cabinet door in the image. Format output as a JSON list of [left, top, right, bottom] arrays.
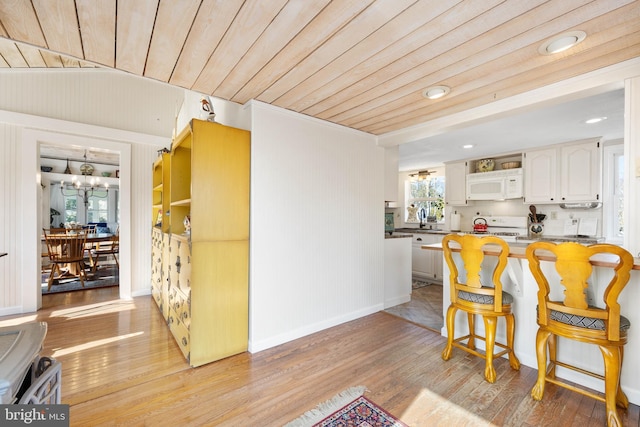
[[189, 240, 249, 367]]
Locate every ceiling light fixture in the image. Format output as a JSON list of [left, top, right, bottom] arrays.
[[463, 144, 474, 149], [585, 116, 607, 124], [538, 31, 586, 55], [422, 85, 450, 100], [409, 170, 436, 181]]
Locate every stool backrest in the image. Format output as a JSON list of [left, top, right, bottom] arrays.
[[526, 241, 633, 341], [442, 234, 510, 311]]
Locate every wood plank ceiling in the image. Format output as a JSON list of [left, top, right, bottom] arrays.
[[0, 0, 639, 136]]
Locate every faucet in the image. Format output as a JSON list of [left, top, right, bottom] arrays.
[[419, 208, 426, 228]]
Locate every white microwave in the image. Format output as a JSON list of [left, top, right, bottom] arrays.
[[466, 168, 523, 200]]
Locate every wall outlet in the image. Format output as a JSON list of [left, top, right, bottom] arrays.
[[550, 211, 557, 220]]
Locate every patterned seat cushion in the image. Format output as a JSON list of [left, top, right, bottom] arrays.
[[542, 307, 631, 331], [458, 288, 513, 305]]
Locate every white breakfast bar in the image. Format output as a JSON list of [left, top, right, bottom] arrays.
[[422, 241, 640, 405]]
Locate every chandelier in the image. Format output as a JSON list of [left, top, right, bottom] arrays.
[[60, 150, 109, 212]]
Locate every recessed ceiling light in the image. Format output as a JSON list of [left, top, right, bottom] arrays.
[[585, 117, 607, 124], [538, 31, 586, 55], [422, 85, 450, 100], [463, 144, 474, 149]]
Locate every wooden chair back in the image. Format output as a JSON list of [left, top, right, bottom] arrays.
[[43, 229, 88, 264], [526, 241, 633, 342], [442, 233, 510, 312]]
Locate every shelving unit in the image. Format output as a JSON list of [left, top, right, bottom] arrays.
[[150, 119, 250, 367]]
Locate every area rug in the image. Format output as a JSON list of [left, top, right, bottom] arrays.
[[41, 265, 119, 294], [285, 386, 407, 427]]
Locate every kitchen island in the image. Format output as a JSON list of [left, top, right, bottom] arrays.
[[422, 241, 640, 405]]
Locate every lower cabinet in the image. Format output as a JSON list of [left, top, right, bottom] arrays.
[[150, 231, 248, 367], [411, 233, 444, 282]]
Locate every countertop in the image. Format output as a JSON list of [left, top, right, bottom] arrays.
[[385, 233, 412, 239], [421, 241, 640, 270], [393, 228, 452, 235]]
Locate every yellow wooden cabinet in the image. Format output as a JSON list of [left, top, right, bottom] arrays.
[[151, 119, 250, 367]]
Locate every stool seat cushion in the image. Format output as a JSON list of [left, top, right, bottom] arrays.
[[458, 289, 514, 305], [545, 307, 631, 331]]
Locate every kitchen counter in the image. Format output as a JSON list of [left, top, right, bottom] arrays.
[[421, 242, 640, 269], [421, 240, 640, 405], [385, 233, 412, 239], [394, 227, 451, 235]]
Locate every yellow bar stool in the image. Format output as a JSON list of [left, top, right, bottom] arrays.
[[441, 234, 520, 383], [526, 242, 633, 427]]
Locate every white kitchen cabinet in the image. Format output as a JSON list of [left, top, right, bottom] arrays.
[[411, 233, 443, 282], [445, 161, 469, 206], [524, 138, 601, 204]]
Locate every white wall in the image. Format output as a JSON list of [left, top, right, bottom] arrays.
[[248, 101, 384, 352]]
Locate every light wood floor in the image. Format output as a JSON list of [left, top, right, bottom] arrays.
[[2, 288, 639, 426], [385, 282, 444, 332]]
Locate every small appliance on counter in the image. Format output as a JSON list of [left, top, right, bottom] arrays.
[[470, 216, 528, 242]]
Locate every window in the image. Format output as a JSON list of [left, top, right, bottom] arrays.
[[87, 190, 109, 223], [405, 176, 445, 223], [603, 144, 624, 244], [63, 194, 77, 223]]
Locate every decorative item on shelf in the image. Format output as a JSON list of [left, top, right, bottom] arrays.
[[183, 215, 191, 235], [64, 159, 72, 174], [501, 161, 521, 169], [476, 158, 495, 172], [115, 170, 120, 178], [200, 96, 216, 122], [79, 162, 94, 176], [40, 166, 52, 172], [101, 172, 112, 177], [155, 210, 163, 227]]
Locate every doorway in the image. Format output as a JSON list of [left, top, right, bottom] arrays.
[[21, 127, 131, 311]]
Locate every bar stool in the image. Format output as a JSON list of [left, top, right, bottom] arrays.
[[441, 234, 520, 383], [526, 242, 633, 427]]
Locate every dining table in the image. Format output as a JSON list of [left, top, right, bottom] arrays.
[[42, 232, 114, 276]]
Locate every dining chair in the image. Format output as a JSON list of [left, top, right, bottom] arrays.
[[441, 233, 520, 383], [526, 241, 634, 427], [91, 232, 119, 272], [42, 228, 88, 290]]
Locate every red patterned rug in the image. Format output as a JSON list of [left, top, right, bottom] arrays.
[[286, 387, 407, 427]]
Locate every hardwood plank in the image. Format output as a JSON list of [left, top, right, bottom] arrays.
[[0, 0, 47, 47], [169, 0, 244, 89], [213, 0, 332, 100], [76, 0, 116, 67], [260, 0, 418, 105], [1, 289, 639, 426], [260, 0, 420, 111], [353, 5, 640, 133], [191, 0, 290, 95], [144, 0, 200, 82], [17, 43, 47, 67], [115, 0, 159, 75], [231, 0, 375, 104], [32, 0, 83, 58], [319, 0, 606, 127]]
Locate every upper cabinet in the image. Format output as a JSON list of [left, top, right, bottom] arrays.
[[445, 161, 469, 206], [524, 138, 601, 204]]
